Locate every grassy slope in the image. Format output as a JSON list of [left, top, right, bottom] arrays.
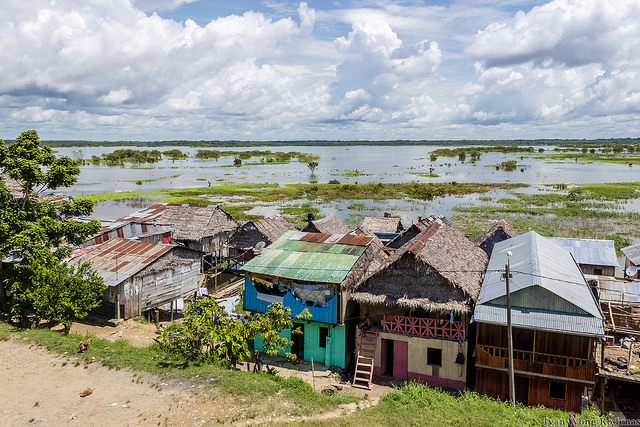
[[299, 383, 606, 427]]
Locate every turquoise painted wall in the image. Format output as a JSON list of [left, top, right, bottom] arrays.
[[253, 323, 346, 369], [254, 328, 292, 357], [298, 322, 346, 369]]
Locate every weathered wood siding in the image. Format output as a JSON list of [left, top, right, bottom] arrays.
[[109, 248, 201, 319]]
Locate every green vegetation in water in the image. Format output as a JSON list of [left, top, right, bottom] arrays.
[[280, 203, 320, 225], [542, 152, 640, 165], [311, 382, 606, 426], [162, 149, 187, 159], [117, 174, 180, 183], [410, 172, 440, 178], [346, 202, 373, 211], [0, 322, 359, 421], [92, 149, 163, 165], [196, 149, 319, 165], [430, 146, 537, 158], [331, 169, 371, 177]]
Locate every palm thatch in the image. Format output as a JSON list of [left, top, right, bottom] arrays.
[[359, 217, 403, 235], [148, 204, 240, 241], [228, 215, 296, 250], [350, 218, 488, 314], [301, 214, 350, 234], [474, 219, 518, 257], [386, 215, 445, 249]]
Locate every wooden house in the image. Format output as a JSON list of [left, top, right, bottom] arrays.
[[242, 230, 385, 369], [474, 219, 518, 257], [473, 231, 605, 412], [69, 238, 201, 319], [622, 243, 640, 279], [549, 237, 619, 276], [227, 215, 296, 259], [118, 203, 240, 256], [301, 214, 350, 234], [349, 218, 488, 389], [358, 216, 404, 244]]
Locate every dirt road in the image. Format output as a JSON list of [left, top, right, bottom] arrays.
[[0, 338, 228, 426]]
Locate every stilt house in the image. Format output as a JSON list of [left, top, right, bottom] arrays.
[[69, 238, 201, 319], [242, 230, 385, 369], [473, 231, 605, 412], [349, 218, 488, 389], [474, 219, 518, 257]]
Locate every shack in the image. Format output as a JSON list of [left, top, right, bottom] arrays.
[[227, 215, 296, 260], [242, 230, 385, 369], [549, 237, 619, 276], [622, 243, 640, 279], [301, 214, 351, 234], [473, 231, 605, 412], [358, 215, 404, 244], [474, 219, 518, 257], [118, 203, 240, 256], [350, 218, 488, 389], [69, 238, 201, 319]]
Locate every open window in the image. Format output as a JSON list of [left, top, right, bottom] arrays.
[[319, 327, 329, 348], [427, 347, 442, 367], [549, 381, 566, 400]]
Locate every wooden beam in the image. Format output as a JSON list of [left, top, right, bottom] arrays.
[[608, 302, 616, 331]]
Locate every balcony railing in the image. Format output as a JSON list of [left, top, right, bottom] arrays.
[[383, 313, 465, 340], [476, 344, 596, 382]]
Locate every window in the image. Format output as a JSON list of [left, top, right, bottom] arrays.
[[549, 382, 566, 400], [319, 327, 329, 348], [594, 268, 603, 275], [427, 347, 442, 366]]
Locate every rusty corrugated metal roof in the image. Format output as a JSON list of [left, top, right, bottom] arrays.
[[69, 238, 172, 287]]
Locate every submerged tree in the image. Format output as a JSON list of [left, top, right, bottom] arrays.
[[0, 130, 104, 330], [307, 161, 319, 174]]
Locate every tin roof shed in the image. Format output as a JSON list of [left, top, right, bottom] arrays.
[[548, 237, 619, 268]]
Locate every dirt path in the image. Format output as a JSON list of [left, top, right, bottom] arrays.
[[0, 338, 230, 426]]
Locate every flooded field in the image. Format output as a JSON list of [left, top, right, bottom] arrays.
[[52, 145, 640, 240]]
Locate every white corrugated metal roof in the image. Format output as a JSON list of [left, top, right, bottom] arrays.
[[474, 305, 604, 337], [548, 237, 619, 268], [477, 231, 604, 322], [622, 243, 640, 266]]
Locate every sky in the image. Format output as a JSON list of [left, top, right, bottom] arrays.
[[1, 0, 639, 141]]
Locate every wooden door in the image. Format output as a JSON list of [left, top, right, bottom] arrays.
[[393, 340, 409, 380]]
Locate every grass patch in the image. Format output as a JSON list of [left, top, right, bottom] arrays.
[[118, 174, 180, 183], [331, 169, 371, 177], [543, 152, 640, 165], [409, 172, 440, 178], [306, 382, 605, 426]]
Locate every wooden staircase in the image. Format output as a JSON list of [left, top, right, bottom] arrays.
[[352, 328, 378, 389]]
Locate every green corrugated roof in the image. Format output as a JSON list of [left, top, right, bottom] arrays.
[[243, 231, 367, 283]]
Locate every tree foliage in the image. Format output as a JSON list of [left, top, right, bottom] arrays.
[[157, 299, 311, 370], [157, 297, 250, 367], [0, 130, 104, 330], [246, 302, 311, 367]]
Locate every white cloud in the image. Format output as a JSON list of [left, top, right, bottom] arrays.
[[461, 0, 640, 125]]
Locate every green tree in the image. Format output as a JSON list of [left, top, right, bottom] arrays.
[[0, 130, 104, 330], [246, 302, 311, 370], [307, 161, 319, 174], [158, 297, 250, 367]]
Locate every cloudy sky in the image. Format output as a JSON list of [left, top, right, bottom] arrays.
[[1, 0, 639, 141]]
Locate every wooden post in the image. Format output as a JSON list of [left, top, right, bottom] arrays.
[[504, 256, 515, 404], [115, 294, 120, 320], [154, 309, 159, 326], [311, 357, 316, 390], [170, 301, 174, 322]]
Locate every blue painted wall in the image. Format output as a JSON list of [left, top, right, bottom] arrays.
[[243, 277, 337, 324]]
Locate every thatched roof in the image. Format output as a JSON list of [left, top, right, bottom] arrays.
[[351, 218, 488, 314], [228, 215, 296, 250], [359, 217, 403, 235], [0, 173, 25, 198], [147, 204, 240, 241], [386, 215, 444, 249], [474, 219, 518, 257], [301, 214, 350, 234]]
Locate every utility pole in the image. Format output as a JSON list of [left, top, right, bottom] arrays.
[[504, 251, 515, 404]]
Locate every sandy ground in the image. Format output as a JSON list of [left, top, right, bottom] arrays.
[[1, 319, 393, 426], [0, 338, 235, 427]]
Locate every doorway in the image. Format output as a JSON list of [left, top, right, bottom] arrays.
[[381, 339, 394, 375], [515, 376, 529, 406], [291, 323, 305, 360]]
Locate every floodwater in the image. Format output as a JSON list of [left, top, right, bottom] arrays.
[[52, 146, 640, 222]]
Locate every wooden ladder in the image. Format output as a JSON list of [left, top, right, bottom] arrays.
[[352, 328, 378, 389]]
